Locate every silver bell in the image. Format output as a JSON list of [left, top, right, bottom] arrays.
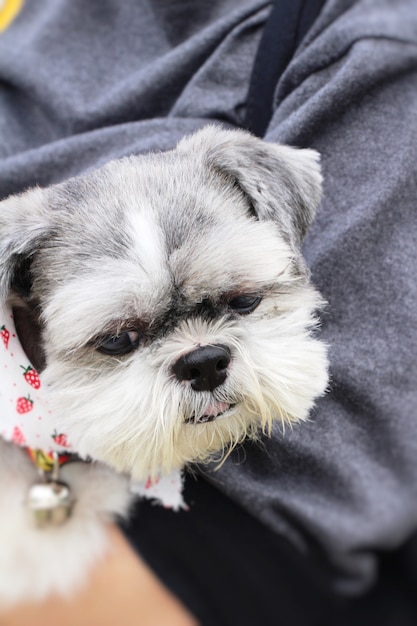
[[27, 452, 74, 528], [27, 480, 73, 527]]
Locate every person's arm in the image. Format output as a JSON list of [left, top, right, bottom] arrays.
[[0, 524, 198, 626], [218, 0, 417, 593]]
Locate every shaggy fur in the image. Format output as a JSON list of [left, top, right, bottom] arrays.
[[0, 126, 328, 605]]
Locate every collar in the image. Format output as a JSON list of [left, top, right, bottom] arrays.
[[25, 447, 74, 472]]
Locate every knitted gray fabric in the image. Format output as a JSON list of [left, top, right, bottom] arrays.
[[0, 0, 416, 595]]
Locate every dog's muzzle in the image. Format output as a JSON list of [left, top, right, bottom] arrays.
[[172, 344, 231, 392], [173, 344, 234, 425]]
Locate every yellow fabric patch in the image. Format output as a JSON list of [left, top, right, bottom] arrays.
[[0, 0, 24, 32]]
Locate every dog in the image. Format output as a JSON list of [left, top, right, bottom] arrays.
[[0, 126, 328, 606]]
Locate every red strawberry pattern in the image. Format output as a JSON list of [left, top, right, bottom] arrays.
[[20, 365, 41, 389], [1, 325, 10, 349], [52, 430, 70, 448], [11, 426, 26, 445], [144, 476, 160, 489], [16, 395, 34, 414], [1, 305, 76, 455]]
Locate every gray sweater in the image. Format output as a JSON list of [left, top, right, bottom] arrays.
[[0, 0, 416, 595]]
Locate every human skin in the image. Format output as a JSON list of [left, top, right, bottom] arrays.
[[0, 524, 198, 626]]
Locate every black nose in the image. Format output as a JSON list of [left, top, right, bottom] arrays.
[[172, 344, 231, 392]]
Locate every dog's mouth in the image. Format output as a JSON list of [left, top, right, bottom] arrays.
[[185, 402, 236, 425]]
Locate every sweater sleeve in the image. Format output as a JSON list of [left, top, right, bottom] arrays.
[[212, 0, 417, 594]]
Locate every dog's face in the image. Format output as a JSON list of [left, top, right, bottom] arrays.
[[0, 127, 328, 480]]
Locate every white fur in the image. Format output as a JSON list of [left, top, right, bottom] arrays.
[[42, 280, 327, 481], [0, 126, 329, 607]]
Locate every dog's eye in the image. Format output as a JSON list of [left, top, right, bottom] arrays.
[[228, 295, 261, 314], [96, 330, 141, 356]]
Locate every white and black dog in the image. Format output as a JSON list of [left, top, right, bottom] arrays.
[[0, 126, 328, 605]]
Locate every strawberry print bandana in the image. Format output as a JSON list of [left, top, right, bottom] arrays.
[[0, 303, 73, 454], [0, 303, 186, 510]]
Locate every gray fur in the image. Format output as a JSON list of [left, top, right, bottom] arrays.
[[0, 128, 322, 305], [0, 127, 328, 605]]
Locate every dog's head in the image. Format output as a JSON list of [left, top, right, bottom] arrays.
[[0, 127, 328, 480]]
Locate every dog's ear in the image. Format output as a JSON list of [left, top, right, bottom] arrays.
[[0, 186, 51, 300], [177, 126, 322, 248]]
